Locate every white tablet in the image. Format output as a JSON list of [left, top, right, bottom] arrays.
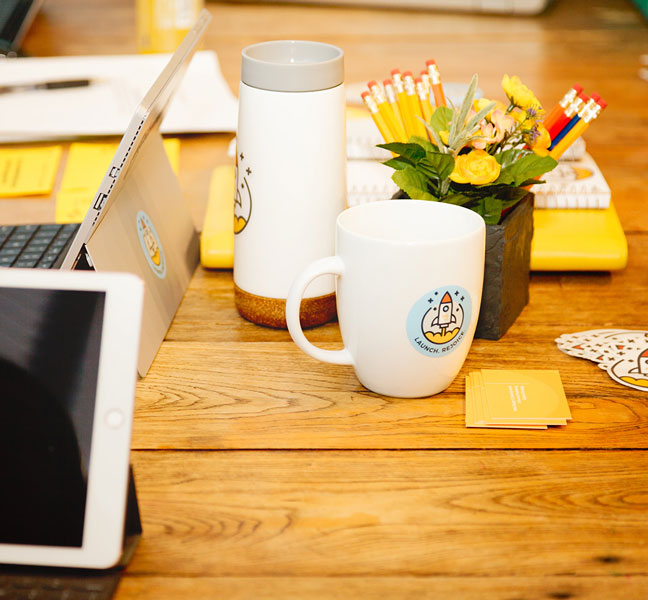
[[0, 269, 144, 569]]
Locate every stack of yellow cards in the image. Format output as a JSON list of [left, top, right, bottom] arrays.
[[465, 370, 571, 429]]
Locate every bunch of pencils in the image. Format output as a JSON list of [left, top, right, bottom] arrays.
[[545, 84, 607, 159], [361, 60, 447, 144], [362, 64, 607, 161]]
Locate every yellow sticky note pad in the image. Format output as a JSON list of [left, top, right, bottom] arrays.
[[55, 189, 94, 225], [481, 369, 571, 424], [0, 146, 62, 197], [55, 138, 181, 223]]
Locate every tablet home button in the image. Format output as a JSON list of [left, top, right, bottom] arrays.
[[105, 409, 124, 428]]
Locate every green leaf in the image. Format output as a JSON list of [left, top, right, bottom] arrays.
[[421, 151, 455, 181], [428, 106, 453, 133], [409, 135, 436, 154], [392, 166, 438, 201], [382, 157, 412, 171], [442, 193, 472, 206], [494, 147, 525, 168], [377, 142, 425, 163], [462, 101, 496, 139], [424, 124, 448, 153], [496, 153, 558, 187], [482, 196, 503, 225], [449, 73, 478, 148]]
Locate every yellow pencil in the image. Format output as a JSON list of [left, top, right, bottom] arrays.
[[420, 70, 432, 94], [391, 69, 414, 139], [361, 91, 395, 144], [383, 79, 407, 142], [549, 97, 607, 159], [368, 80, 406, 143], [403, 71, 427, 138], [415, 77, 433, 125], [425, 59, 446, 108]]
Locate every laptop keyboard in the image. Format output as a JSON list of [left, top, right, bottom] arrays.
[[0, 569, 120, 599], [0, 223, 80, 269]]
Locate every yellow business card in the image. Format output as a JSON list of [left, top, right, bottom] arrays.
[[0, 146, 62, 197], [481, 369, 571, 423], [466, 371, 547, 429]]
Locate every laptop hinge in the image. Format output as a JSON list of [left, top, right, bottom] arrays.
[[72, 245, 95, 271]]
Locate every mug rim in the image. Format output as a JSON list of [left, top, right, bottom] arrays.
[[337, 199, 486, 246]]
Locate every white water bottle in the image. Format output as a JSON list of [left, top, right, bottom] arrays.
[[233, 40, 346, 328]]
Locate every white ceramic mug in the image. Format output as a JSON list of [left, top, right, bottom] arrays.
[[286, 200, 486, 397]]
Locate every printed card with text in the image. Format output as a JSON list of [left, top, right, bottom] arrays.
[[465, 371, 566, 429]]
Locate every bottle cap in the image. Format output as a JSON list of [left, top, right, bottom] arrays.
[[242, 40, 344, 92]]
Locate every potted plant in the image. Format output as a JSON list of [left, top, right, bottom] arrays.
[[379, 74, 558, 339]]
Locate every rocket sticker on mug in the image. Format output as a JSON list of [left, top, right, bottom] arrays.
[[406, 285, 472, 357], [234, 150, 252, 234]]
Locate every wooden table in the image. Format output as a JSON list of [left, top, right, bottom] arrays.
[[8, 0, 648, 597]]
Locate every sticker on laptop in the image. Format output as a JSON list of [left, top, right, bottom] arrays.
[[406, 285, 472, 357], [234, 150, 252, 234], [136, 210, 166, 279]]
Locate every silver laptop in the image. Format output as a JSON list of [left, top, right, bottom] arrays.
[[56, 10, 211, 375]]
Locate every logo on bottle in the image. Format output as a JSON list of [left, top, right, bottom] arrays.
[[136, 210, 166, 279], [406, 285, 472, 356], [234, 150, 252, 234]]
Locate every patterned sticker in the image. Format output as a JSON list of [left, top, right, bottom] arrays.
[[136, 210, 166, 279], [406, 285, 472, 357]]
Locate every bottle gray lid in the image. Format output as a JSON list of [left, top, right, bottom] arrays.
[[241, 40, 344, 92]]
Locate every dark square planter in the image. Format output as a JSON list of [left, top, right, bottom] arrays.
[[475, 193, 534, 340]]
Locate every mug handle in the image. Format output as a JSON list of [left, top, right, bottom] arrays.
[[285, 256, 353, 365]]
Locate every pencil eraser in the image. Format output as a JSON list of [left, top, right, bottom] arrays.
[[383, 79, 393, 87], [403, 70, 413, 77], [573, 83, 583, 93], [596, 97, 608, 109], [578, 91, 588, 101], [367, 80, 378, 88], [360, 91, 370, 99], [425, 59, 436, 66], [414, 77, 423, 83], [390, 68, 401, 76], [590, 92, 600, 101]]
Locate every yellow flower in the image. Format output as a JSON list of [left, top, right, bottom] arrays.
[[473, 98, 507, 120], [450, 149, 501, 185], [501, 74, 542, 112], [439, 130, 450, 145], [529, 124, 551, 156]]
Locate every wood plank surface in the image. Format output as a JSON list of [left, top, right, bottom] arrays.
[[122, 450, 648, 576], [134, 232, 648, 450], [117, 576, 648, 600], [5, 0, 648, 597]]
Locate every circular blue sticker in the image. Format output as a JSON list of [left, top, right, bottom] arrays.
[[136, 210, 166, 279], [406, 285, 472, 357]]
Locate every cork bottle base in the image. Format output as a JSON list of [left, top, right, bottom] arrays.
[[234, 284, 337, 329]]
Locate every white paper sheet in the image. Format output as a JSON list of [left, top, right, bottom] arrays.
[[0, 51, 238, 142]]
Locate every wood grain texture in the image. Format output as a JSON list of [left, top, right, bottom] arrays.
[[117, 576, 648, 600], [5, 0, 648, 597], [123, 451, 648, 577]]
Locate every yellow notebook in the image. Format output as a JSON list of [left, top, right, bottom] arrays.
[[200, 165, 235, 269], [200, 164, 629, 273], [531, 201, 627, 271]]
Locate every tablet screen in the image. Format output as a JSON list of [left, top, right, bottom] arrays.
[[0, 287, 105, 548]]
